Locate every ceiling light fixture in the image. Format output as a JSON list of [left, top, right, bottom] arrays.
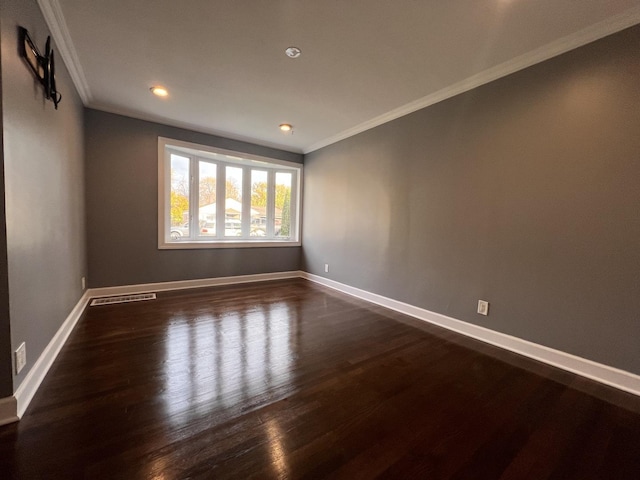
[[285, 47, 301, 59], [150, 86, 169, 97], [279, 123, 293, 133]]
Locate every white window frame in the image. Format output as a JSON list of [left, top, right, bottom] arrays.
[[158, 137, 302, 249]]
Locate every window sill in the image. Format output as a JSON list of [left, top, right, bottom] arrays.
[[159, 240, 301, 250]]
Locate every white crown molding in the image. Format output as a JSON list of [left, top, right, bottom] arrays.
[[300, 272, 640, 397], [36, 0, 640, 155], [304, 6, 640, 154], [37, 0, 92, 104]]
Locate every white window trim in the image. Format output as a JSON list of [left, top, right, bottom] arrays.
[[158, 137, 302, 249]]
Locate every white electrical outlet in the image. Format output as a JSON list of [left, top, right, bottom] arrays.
[[81, 276, 86, 290], [15, 342, 26, 374], [477, 300, 489, 316], [324, 263, 329, 273]]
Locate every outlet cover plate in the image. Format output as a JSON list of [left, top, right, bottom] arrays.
[[477, 300, 489, 316], [15, 342, 26, 374]]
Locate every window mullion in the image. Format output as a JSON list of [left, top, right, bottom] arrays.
[[266, 170, 276, 238], [190, 156, 198, 238], [242, 166, 251, 238], [163, 149, 172, 242], [289, 170, 298, 240], [216, 161, 225, 237]]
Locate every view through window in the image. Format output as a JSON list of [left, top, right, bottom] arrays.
[[160, 138, 301, 248]]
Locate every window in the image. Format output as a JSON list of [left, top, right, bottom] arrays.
[[158, 138, 302, 248]]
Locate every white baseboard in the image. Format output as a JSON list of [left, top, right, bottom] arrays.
[[8, 271, 300, 421], [89, 271, 300, 298], [14, 291, 92, 418], [8, 269, 638, 423], [0, 396, 19, 426], [300, 272, 640, 397]]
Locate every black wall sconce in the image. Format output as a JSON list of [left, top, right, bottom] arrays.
[[18, 26, 62, 109]]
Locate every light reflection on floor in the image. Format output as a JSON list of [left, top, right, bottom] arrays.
[[265, 417, 289, 478], [163, 301, 293, 421]]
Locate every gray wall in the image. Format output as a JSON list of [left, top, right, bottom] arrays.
[[0, 14, 13, 398], [85, 110, 303, 288], [1, 0, 87, 390], [302, 26, 640, 375]]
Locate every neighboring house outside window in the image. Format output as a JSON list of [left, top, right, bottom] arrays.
[[158, 137, 301, 249]]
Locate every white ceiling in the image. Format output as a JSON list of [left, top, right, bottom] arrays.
[[45, 0, 640, 153]]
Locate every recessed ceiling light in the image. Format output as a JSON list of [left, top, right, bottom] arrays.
[[285, 47, 301, 59], [279, 123, 293, 132], [150, 86, 168, 97]]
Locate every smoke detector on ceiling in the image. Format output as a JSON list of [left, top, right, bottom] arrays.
[[285, 47, 301, 58]]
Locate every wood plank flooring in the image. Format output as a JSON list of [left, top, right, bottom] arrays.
[[1, 278, 639, 479]]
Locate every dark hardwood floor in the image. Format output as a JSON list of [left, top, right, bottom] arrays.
[[1, 278, 639, 479]]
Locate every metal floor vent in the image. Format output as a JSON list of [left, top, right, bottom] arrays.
[[90, 293, 157, 306]]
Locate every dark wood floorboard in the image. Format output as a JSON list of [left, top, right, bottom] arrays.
[[1, 278, 639, 479]]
